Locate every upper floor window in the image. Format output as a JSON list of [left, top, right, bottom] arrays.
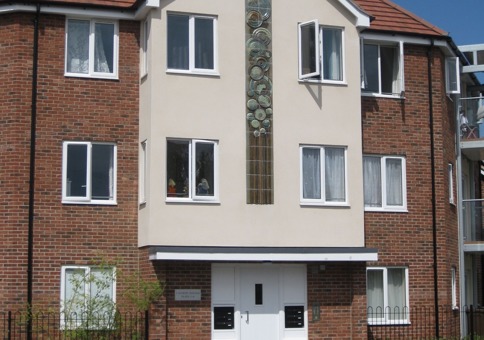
[[298, 20, 344, 82], [367, 267, 409, 325], [141, 20, 149, 77], [362, 42, 403, 96], [60, 266, 116, 329], [166, 139, 218, 202], [363, 155, 406, 211], [62, 141, 117, 204], [445, 57, 460, 94], [300, 145, 347, 205], [65, 19, 118, 79], [167, 13, 217, 74], [448, 163, 455, 204]]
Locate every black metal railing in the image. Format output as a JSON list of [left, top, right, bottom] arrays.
[[367, 306, 461, 339], [1, 310, 148, 339]]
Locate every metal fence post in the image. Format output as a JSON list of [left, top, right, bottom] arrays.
[[7, 311, 12, 340], [145, 310, 149, 340], [470, 305, 475, 340]]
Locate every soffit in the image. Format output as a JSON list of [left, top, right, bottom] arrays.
[[0, 0, 137, 9], [353, 0, 448, 37]]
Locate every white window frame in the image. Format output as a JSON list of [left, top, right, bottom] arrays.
[[361, 40, 404, 97], [367, 267, 409, 325], [65, 18, 119, 79], [62, 141, 117, 205], [166, 13, 218, 75], [141, 19, 149, 77], [363, 155, 407, 212], [166, 138, 219, 203], [448, 163, 455, 204], [298, 20, 345, 83], [60, 265, 116, 329], [445, 57, 460, 94], [300, 145, 348, 206], [139, 140, 147, 205]]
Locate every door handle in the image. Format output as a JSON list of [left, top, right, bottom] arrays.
[[246, 311, 249, 324]]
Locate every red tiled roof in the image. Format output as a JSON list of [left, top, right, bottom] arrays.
[[0, 0, 138, 9], [353, 0, 448, 37]]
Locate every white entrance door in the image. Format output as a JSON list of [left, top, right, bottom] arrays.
[[240, 266, 280, 340]]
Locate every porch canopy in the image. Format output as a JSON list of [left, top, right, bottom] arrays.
[[148, 246, 378, 262]]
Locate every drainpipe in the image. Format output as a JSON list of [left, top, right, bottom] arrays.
[[27, 4, 40, 339], [427, 39, 440, 339]]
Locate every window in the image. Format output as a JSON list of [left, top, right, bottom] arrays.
[[367, 267, 409, 324], [60, 266, 116, 328], [167, 13, 217, 74], [62, 142, 117, 204], [166, 139, 218, 201], [298, 20, 344, 82], [141, 20, 149, 77], [448, 163, 455, 204], [362, 42, 403, 96], [300, 145, 347, 205], [446, 57, 460, 94], [65, 19, 118, 78], [140, 140, 147, 204], [451, 267, 457, 309], [363, 155, 406, 211]]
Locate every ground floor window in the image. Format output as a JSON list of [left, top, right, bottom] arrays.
[[367, 267, 409, 324]]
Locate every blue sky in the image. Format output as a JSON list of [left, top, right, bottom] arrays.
[[391, 0, 484, 46]]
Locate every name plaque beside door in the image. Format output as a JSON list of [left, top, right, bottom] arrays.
[[175, 289, 201, 301]]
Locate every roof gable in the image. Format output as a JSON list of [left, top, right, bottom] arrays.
[[352, 0, 448, 37]]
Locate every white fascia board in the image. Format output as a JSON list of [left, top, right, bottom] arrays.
[[0, 3, 136, 20], [337, 0, 370, 28], [459, 44, 484, 52], [149, 251, 378, 262], [134, 0, 159, 20]]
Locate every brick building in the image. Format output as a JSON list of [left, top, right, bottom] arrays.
[[1, 0, 482, 339]]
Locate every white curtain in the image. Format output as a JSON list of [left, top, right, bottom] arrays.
[[367, 270, 384, 313], [94, 23, 112, 73], [64, 268, 87, 318], [323, 29, 342, 81], [386, 158, 403, 206], [388, 268, 407, 320], [392, 46, 400, 94], [302, 148, 321, 199], [363, 157, 382, 207], [67, 20, 89, 74], [325, 148, 345, 202]]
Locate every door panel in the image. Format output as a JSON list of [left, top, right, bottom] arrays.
[[240, 266, 280, 340]]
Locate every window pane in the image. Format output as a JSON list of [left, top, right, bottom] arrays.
[[195, 18, 214, 69], [167, 15, 189, 70], [66, 144, 88, 198], [323, 28, 342, 81], [195, 142, 214, 196], [299, 22, 317, 76], [380, 46, 398, 94], [64, 268, 87, 318], [363, 44, 378, 92], [388, 268, 407, 320], [302, 148, 321, 199], [363, 157, 382, 207], [90, 268, 115, 317], [446, 58, 458, 92], [367, 270, 384, 313], [92, 144, 114, 200], [67, 20, 90, 74], [325, 148, 345, 202], [94, 23, 114, 73], [167, 140, 189, 198], [386, 158, 403, 206]]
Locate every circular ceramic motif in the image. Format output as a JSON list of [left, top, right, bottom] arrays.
[[255, 108, 266, 120], [247, 0, 271, 20], [251, 119, 261, 128], [249, 76, 272, 96], [262, 119, 271, 128], [247, 112, 255, 121], [253, 129, 260, 137], [255, 57, 270, 71], [246, 10, 263, 28], [253, 27, 271, 45], [247, 38, 266, 57], [265, 108, 273, 116], [258, 94, 271, 108], [250, 65, 264, 80], [247, 98, 259, 111], [259, 128, 266, 135]]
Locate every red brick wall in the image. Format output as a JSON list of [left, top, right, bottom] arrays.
[[0, 11, 143, 311], [363, 44, 460, 318]]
